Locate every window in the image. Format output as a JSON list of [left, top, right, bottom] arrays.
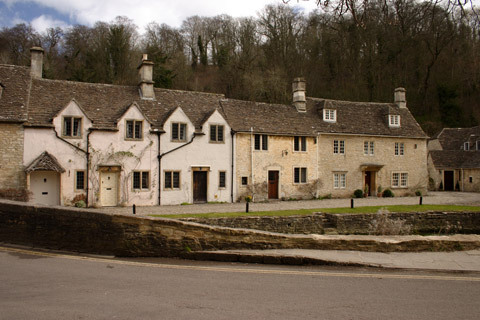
[[171, 122, 187, 142], [164, 171, 180, 189], [210, 125, 224, 143], [392, 172, 408, 188], [75, 171, 85, 190], [464, 142, 470, 151], [470, 176, 473, 183], [133, 171, 149, 190], [63, 117, 82, 137], [294, 167, 307, 184], [323, 109, 336, 122], [364, 141, 374, 155], [254, 134, 268, 150], [333, 173, 346, 189], [395, 142, 404, 156], [241, 177, 248, 185], [294, 136, 307, 152], [389, 115, 400, 127], [219, 171, 226, 188], [126, 120, 143, 140], [477, 141, 480, 151], [333, 140, 345, 154]]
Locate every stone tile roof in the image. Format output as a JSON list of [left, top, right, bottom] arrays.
[[435, 126, 480, 150], [430, 150, 480, 169], [25, 151, 65, 173], [25, 78, 224, 130], [0, 65, 31, 122]]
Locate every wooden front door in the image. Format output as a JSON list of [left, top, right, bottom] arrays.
[[193, 171, 207, 203], [444, 171, 454, 191], [100, 171, 118, 206], [268, 171, 279, 199], [364, 171, 375, 196]]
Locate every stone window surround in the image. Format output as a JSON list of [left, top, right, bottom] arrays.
[[364, 141, 374, 156], [392, 171, 408, 188], [293, 167, 307, 184], [132, 171, 150, 191], [333, 140, 345, 154], [395, 142, 405, 156], [164, 170, 181, 190], [209, 124, 225, 143], [74, 170, 86, 191], [62, 116, 83, 139], [333, 172, 347, 189], [293, 136, 307, 152], [219, 171, 226, 189], [254, 134, 268, 151], [241, 176, 248, 186], [125, 119, 143, 140], [171, 122, 187, 142]]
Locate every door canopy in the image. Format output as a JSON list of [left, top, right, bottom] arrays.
[[25, 151, 65, 174]]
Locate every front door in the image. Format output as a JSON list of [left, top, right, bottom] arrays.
[[444, 171, 454, 191], [193, 171, 207, 203], [30, 171, 60, 205], [364, 171, 375, 196], [100, 171, 118, 206], [268, 171, 279, 199]]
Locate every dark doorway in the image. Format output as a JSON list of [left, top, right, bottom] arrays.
[[364, 171, 376, 196], [193, 171, 207, 202], [268, 171, 279, 199], [444, 171, 454, 191]]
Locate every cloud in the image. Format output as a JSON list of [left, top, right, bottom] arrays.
[[31, 14, 69, 33]]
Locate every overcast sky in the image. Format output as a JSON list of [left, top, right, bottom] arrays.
[[0, 0, 320, 33]]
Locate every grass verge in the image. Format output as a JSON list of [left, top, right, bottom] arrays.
[[150, 204, 480, 219]]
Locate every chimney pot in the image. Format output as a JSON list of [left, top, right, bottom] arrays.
[[394, 87, 407, 109], [30, 47, 44, 79], [292, 77, 306, 113]]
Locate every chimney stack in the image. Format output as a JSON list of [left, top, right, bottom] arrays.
[[292, 77, 306, 113], [30, 47, 44, 79], [138, 54, 155, 100], [394, 87, 407, 109]]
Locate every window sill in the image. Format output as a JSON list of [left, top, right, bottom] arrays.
[[62, 135, 82, 139], [125, 138, 143, 141]]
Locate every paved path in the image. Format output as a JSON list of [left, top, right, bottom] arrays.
[[97, 191, 480, 216]]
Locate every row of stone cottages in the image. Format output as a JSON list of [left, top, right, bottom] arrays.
[[0, 47, 429, 207]]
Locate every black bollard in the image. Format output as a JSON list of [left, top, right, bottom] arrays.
[[133, 204, 136, 215], [246, 202, 249, 213], [419, 196, 423, 205], [351, 198, 354, 209]]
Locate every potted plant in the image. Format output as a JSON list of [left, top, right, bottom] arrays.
[[364, 184, 369, 197], [377, 185, 383, 197]]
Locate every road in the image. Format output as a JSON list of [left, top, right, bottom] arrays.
[[1, 246, 479, 320]]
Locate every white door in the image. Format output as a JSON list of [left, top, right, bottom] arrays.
[[100, 172, 118, 206], [30, 171, 60, 205]]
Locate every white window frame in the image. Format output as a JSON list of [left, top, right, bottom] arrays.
[[294, 136, 307, 152], [323, 109, 337, 122], [389, 115, 400, 127], [395, 142, 404, 156], [293, 167, 307, 184], [333, 172, 346, 189], [334, 140, 345, 154], [364, 141, 374, 155], [392, 172, 408, 188], [464, 142, 470, 151]]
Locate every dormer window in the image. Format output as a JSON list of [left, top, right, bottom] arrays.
[[63, 116, 82, 138], [389, 115, 400, 127], [323, 109, 336, 122], [126, 120, 143, 140], [464, 142, 470, 151], [172, 122, 187, 142]]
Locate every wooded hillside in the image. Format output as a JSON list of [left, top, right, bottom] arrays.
[[1, 0, 478, 135]]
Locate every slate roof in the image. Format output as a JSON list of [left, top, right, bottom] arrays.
[[25, 151, 65, 173], [430, 150, 480, 169], [1, 63, 427, 139], [0, 65, 31, 122], [434, 126, 480, 150]]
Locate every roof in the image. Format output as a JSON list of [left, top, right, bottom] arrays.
[[1, 63, 427, 139], [25, 151, 65, 173], [430, 150, 480, 169], [433, 126, 480, 150], [0, 65, 31, 122]]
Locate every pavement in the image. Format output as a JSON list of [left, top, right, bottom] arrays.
[[92, 192, 480, 272]]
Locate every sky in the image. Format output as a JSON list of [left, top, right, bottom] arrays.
[[0, 0, 320, 33]]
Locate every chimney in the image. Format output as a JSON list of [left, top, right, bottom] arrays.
[[394, 87, 407, 109], [30, 47, 44, 79], [138, 54, 155, 100], [292, 77, 306, 112]]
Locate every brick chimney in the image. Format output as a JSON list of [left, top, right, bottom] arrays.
[[292, 77, 306, 112], [394, 87, 407, 109], [138, 54, 155, 100], [30, 47, 44, 79]]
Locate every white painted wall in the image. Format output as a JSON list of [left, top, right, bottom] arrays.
[[160, 109, 233, 205]]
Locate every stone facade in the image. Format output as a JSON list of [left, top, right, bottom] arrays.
[[0, 123, 25, 190]]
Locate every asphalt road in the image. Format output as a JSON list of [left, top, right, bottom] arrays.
[[1, 246, 479, 320]]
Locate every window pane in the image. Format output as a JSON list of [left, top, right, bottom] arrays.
[[73, 118, 81, 136], [400, 143, 404, 155], [219, 171, 226, 188], [210, 125, 217, 141], [241, 177, 248, 185], [76, 171, 85, 190], [262, 135, 268, 150], [173, 172, 180, 188], [217, 126, 224, 142], [401, 173, 408, 187], [294, 168, 300, 183], [301, 137, 306, 151], [294, 137, 299, 151], [254, 134, 261, 150], [370, 142, 374, 155], [180, 124, 186, 140], [133, 172, 141, 189], [364, 141, 369, 155], [142, 172, 149, 189], [165, 172, 172, 189], [64, 117, 72, 136], [172, 123, 178, 140], [395, 143, 399, 155], [126, 121, 134, 139], [135, 121, 142, 139], [334, 173, 339, 188], [340, 174, 346, 188], [334, 140, 338, 153], [301, 168, 307, 183], [340, 141, 345, 154], [392, 173, 399, 187]]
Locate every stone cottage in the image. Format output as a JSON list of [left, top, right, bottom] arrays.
[[428, 126, 480, 192]]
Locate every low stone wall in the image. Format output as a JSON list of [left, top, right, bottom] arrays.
[[181, 211, 480, 235], [1, 200, 479, 257]]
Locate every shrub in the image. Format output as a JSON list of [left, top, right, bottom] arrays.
[[353, 189, 363, 198], [415, 190, 422, 196], [382, 189, 394, 197], [75, 200, 86, 208]]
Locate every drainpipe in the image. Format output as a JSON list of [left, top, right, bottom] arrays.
[[230, 129, 235, 203], [156, 132, 161, 206], [250, 127, 254, 200], [156, 132, 198, 205], [316, 133, 319, 198], [54, 129, 87, 154], [86, 130, 92, 207]]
